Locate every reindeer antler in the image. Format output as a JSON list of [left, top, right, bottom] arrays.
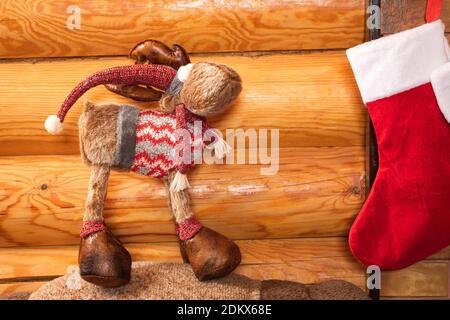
[[129, 40, 190, 69], [105, 40, 191, 102]]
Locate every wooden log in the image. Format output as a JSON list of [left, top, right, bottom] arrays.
[[0, 238, 354, 279], [381, 0, 450, 34], [238, 261, 366, 289], [0, 53, 366, 156], [1, 239, 448, 297], [0, 282, 46, 296], [428, 245, 450, 260], [0, 238, 366, 289], [382, 262, 449, 297], [0, 147, 365, 246], [0, 0, 366, 59]]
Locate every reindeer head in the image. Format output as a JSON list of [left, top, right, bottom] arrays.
[[109, 40, 242, 117], [45, 40, 241, 134], [162, 62, 242, 116]]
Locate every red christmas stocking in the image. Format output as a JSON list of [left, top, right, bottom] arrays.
[[346, 19, 450, 269]]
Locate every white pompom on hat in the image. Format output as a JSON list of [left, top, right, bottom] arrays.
[[44, 114, 64, 135], [177, 63, 193, 82]]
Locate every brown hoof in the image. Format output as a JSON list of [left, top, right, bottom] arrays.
[[78, 229, 132, 288], [178, 238, 190, 263], [180, 227, 241, 281]]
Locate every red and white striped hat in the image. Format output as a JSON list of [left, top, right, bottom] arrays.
[[45, 63, 193, 134]]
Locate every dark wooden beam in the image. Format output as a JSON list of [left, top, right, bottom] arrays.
[[381, 0, 450, 34]]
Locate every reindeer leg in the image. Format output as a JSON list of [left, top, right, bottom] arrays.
[[78, 164, 132, 288], [164, 176, 194, 263], [165, 172, 241, 281]]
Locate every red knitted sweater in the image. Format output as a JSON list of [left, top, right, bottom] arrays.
[[131, 105, 212, 178]]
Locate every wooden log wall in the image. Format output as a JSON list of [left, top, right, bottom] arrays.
[[0, 0, 365, 58], [0, 0, 449, 299]]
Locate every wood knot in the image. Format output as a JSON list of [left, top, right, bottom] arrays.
[[40, 183, 48, 190], [347, 185, 360, 195]]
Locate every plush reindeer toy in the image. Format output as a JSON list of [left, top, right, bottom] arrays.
[[44, 40, 242, 288]]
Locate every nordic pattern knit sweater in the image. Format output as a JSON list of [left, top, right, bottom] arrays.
[[130, 106, 211, 178]]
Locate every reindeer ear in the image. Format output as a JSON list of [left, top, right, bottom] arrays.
[[106, 41, 190, 102], [129, 40, 190, 70], [171, 44, 191, 67]]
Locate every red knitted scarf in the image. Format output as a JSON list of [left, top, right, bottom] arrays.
[[175, 217, 203, 241], [80, 220, 106, 239]]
